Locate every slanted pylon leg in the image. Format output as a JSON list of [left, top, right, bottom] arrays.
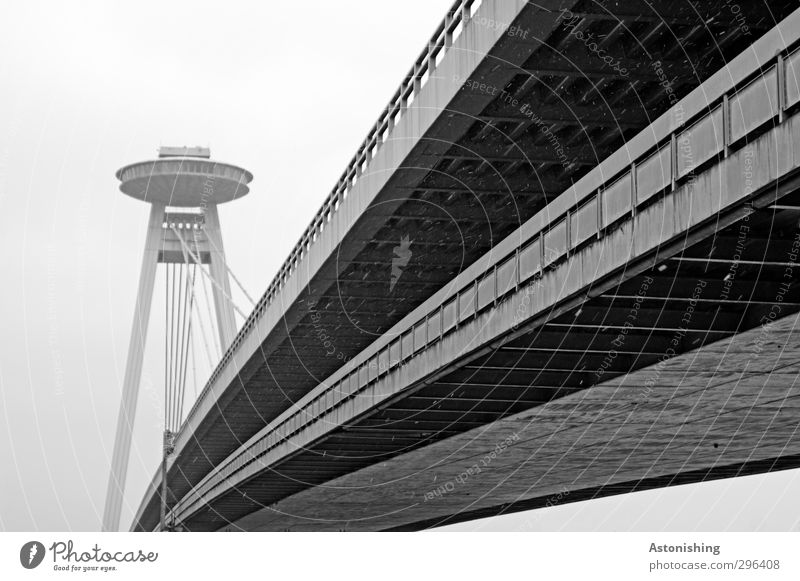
[[103, 203, 165, 531], [205, 204, 236, 351]]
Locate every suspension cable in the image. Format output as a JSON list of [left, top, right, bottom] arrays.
[[188, 318, 199, 401], [168, 263, 178, 432], [164, 263, 170, 433], [190, 227, 221, 365], [192, 272, 217, 372], [170, 226, 250, 319], [204, 232, 256, 307], [176, 263, 196, 428], [200, 262, 221, 360], [162, 223, 252, 532]]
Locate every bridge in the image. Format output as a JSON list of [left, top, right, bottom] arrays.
[[130, 0, 800, 531]]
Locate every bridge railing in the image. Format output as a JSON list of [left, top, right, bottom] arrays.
[[253, 43, 800, 461], [178, 0, 484, 435], [168, 17, 800, 522]]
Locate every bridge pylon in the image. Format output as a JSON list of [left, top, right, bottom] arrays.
[[102, 146, 253, 531]]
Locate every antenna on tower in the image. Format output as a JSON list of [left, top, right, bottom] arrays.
[[102, 147, 254, 532]]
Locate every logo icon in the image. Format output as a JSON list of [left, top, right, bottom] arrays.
[[390, 235, 412, 292], [20, 541, 46, 569]]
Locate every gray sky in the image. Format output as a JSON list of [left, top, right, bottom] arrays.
[[0, 0, 798, 532]]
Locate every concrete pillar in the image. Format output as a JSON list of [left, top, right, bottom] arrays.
[[204, 204, 237, 351], [103, 203, 165, 531]]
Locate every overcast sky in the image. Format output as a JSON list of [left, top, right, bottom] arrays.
[[1, 0, 799, 532]]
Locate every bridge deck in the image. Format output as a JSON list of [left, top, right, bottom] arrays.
[[133, 0, 800, 530], [229, 311, 800, 531]]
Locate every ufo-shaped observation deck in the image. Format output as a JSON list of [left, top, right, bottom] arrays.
[[116, 153, 253, 207]]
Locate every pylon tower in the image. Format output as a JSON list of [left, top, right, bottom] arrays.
[[102, 146, 253, 531]]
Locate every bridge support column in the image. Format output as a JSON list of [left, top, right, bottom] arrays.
[[205, 205, 236, 351], [103, 203, 165, 532]]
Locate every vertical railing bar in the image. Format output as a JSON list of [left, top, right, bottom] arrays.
[[777, 53, 786, 123], [670, 133, 677, 191], [722, 93, 731, 157]]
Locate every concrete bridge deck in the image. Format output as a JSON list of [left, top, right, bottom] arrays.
[[133, 0, 800, 531], [228, 311, 800, 531]]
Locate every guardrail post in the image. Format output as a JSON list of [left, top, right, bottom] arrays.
[[777, 54, 786, 123], [445, 15, 454, 48], [722, 93, 731, 158], [670, 133, 677, 192], [461, 2, 471, 25]]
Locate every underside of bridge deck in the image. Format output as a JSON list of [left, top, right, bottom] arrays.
[[179, 185, 800, 530], [136, 0, 798, 531], [230, 307, 800, 531]]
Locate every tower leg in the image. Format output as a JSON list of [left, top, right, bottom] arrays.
[[102, 203, 165, 531], [205, 204, 237, 350]]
